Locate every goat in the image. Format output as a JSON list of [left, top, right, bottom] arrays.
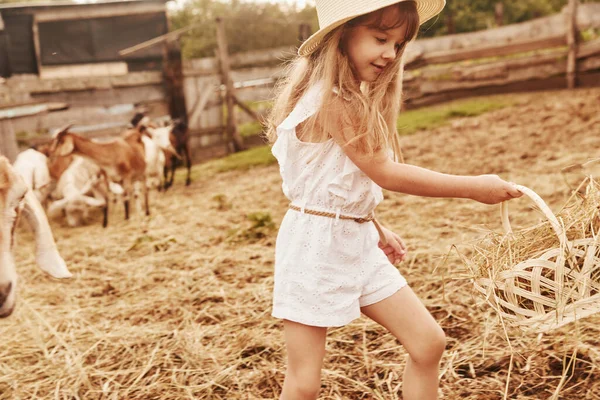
[[0, 156, 71, 317], [141, 135, 166, 190], [47, 157, 108, 227], [49, 125, 148, 223], [131, 113, 191, 189], [164, 119, 192, 189], [12, 149, 52, 207]]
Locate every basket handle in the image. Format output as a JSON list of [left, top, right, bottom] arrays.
[[501, 184, 565, 246]]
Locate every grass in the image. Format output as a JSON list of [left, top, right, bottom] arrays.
[[397, 95, 515, 135], [239, 120, 264, 138], [180, 145, 276, 182], [177, 93, 516, 179]]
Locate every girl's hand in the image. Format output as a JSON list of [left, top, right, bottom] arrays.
[[469, 175, 523, 205], [378, 226, 407, 265]]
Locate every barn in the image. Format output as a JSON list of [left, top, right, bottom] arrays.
[[0, 0, 169, 79]]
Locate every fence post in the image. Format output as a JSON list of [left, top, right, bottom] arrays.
[[162, 39, 189, 124], [566, 0, 579, 89], [495, 3, 504, 27], [215, 17, 245, 153], [0, 119, 19, 162]]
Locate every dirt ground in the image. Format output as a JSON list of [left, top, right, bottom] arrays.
[[2, 87, 600, 399]]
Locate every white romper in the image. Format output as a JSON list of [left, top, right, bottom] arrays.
[[271, 82, 408, 327]]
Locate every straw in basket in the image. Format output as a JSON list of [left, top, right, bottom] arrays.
[[470, 180, 600, 334]]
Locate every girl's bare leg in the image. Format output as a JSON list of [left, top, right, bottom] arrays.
[[280, 320, 328, 400], [361, 287, 446, 400]]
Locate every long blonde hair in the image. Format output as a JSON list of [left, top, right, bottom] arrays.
[[266, 1, 420, 162]]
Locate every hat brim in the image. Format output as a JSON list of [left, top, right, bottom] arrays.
[[298, 0, 446, 56]]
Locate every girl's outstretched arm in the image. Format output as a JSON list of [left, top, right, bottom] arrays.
[[356, 153, 520, 204]]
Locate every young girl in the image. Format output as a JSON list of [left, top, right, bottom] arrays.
[[266, 1, 522, 399]]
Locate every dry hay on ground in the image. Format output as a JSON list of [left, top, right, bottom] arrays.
[[2, 87, 600, 399]]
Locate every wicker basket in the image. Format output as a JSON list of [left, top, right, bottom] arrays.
[[472, 184, 600, 334]]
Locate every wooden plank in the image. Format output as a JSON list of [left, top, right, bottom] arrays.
[[30, 84, 165, 107], [39, 62, 128, 79], [189, 126, 224, 138], [416, 35, 567, 67], [405, 71, 600, 109], [233, 94, 259, 121], [578, 37, 600, 59], [413, 52, 600, 97], [34, 3, 166, 23], [119, 21, 201, 57], [188, 80, 216, 128]]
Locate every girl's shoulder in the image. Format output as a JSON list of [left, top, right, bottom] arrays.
[[278, 81, 326, 131]]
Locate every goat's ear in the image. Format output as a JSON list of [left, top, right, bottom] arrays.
[[53, 123, 73, 138], [56, 135, 75, 157]]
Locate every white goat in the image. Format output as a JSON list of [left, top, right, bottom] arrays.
[[12, 149, 52, 206], [47, 157, 107, 227], [141, 135, 166, 190], [0, 156, 71, 318]]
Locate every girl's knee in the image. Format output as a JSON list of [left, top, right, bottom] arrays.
[[410, 325, 446, 366], [285, 368, 321, 399]]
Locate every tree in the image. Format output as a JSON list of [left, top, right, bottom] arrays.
[[419, 0, 599, 38], [170, 0, 318, 59]]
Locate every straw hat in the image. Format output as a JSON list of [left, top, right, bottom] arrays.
[[298, 0, 446, 56]]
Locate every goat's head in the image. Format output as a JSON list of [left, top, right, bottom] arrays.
[[0, 157, 28, 317], [130, 112, 146, 128], [50, 125, 75, 158], [171, 119, 187, 135], [0, 156, 71, 318], [48, 195, 105, 227]]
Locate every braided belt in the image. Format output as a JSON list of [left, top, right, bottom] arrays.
[[288, 204, 387, 245]]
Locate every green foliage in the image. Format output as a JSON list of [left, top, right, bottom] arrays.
[[419, 0, 572, 37], [241, 212, 276, 240], [170, 0, 318, 59], [229, 212, 276, 243], [212, 194, 232, 211]]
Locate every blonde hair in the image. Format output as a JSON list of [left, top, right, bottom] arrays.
[[266, 1, 420, 162]]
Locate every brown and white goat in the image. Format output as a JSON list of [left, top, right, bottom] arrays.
[[50, 126, 149, 222], [0, 156, 71, 318], [131, 113, 191, 190]]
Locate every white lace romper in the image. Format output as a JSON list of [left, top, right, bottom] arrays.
[[271, 82, 408, 327]]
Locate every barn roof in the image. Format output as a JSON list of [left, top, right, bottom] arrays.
[[0, 0, 167, 12]]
